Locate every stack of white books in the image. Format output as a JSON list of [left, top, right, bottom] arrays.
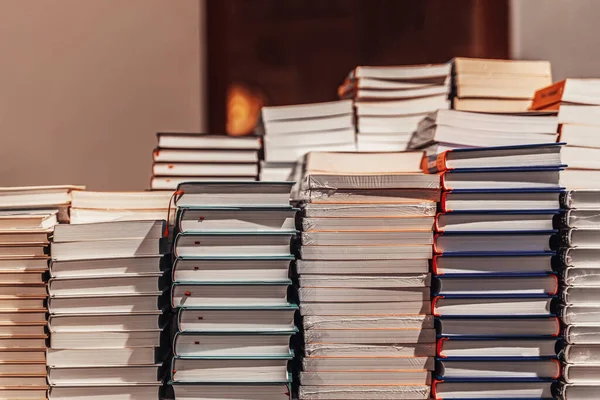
[[407, 109, 559, 155], [296, 152, 440, 400], [151, 132, 260, 190], [260, 100, 356, 180], [168, 181, 297, 400], [0, 186, 82, 400], [451, 57, 552, 113], [339, 64, 451, 151], [47, 219, 167, 400], [558, 190, 600, 399], [532, 79, 600, 189]]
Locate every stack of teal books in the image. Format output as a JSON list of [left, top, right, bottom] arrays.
[[167, 181, 297, 400]]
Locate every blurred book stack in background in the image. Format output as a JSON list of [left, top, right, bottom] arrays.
[[532, 79, 600, 189], [167, 182, 297, 400], [451, 57, 552, 113], [408, 109, 559, 155], [47, 219, 168, 400], [259, 101, 356, 181], [339, 64, 451, 152], [426, 144, 564, 400], [0, 186, 82, 400], [296, 152, 440, 400], [150, 133, 260, 190]]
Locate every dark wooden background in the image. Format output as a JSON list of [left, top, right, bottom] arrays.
[[205, 0, 509, 133]]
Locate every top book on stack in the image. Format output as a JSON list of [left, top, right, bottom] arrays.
[[339, 64, 451, 152], [260, 100, 356, 181], [151, 133, 261, 190], [451, 57, 552, 113]]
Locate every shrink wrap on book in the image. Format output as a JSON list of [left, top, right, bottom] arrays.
[[302, 315, 434, 330], [302, 203, 437, 218], [299, 384, 430, 400]]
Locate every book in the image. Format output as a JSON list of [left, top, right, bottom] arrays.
[[437, 359, 561, 379], [173, 332, 295, 357], [440, 191, 562, 212], [171, 358, 291, 383], [174, 181, 294, 208], [172, 384, 291, 400], [435, 212, 556, 232], [433, 297, 553, 317], [156, 133, 260, 150], [300, 385, 430, 400], [532, 79, 600, 110], [437, 338, 558, 358], [432, 380, 553, 399], [437, 317, 560, 338]]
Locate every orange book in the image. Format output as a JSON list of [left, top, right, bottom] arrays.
[[531, 79, 566, 110]]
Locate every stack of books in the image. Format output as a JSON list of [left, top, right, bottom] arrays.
[[69, 190, 172, 224], [150, 132, 260, 190], [47, 219, 167, 399], [425, 144, 564, 399], [451, 57, 552, 113], [339, 64, 451, 152], [168, 181, 297, 400], [0, 186, 82, 400], [407, 109, 559, 155], [296, 152, 440, 400], [532, 79, 600, 188], [557, 190, 600, 398], [260, 101, 356, 180]]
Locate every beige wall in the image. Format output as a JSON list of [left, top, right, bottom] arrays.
[[511, 0, 600, 81], [0, 0, 205, 190]]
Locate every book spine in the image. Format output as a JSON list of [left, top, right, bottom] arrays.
[[559, 191, 572, 209], [422, 152, 449, 174]]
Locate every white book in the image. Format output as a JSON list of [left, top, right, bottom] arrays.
[[562, 305, 600, 326], [48, 294, 162, 315], [434, 297, 552, 316], [355, 96, 449, 116], [436, 275, 557, 295], [299, 385, 430, 400], [302, 356, 433, 371], [303, 315, 433, 330], [347, 85, 448, 100], [178, 208, 296, 232], [156, 133, 261, 150], [438, 359, 560, 379], [558, 105, 600, 126], [265, 142, 356, 163], [300, 244, 432, 260], [172, 358, 289, 383], [411, 124, 557, 148], [302, 231, 432, 246], [0, 185, 83, 209], [265, 128, 355, 148], [564, 344, 600, 364], [51, 237, 162, 261], [49, 256, 163, 278], [48, 365, 160, 385], [564, 365, 600, 384], [174, 333, 294, 357], [153, 162, 258, 177], [174, 233, 293, 257], [48, 275, 162, 297], [441, 191, 561, 212], [563, 146, 600, 169], [172, 283, 290, 308], [50, 331, 160, 349], [304, 343, 435, 358], [70, 208, 170, 225], [53, 220, 164, 242], [303, 203, 437, 218], [438, 339, 558, 358], [434, 233, 552, 253], [299, 287, 429, 303], [174, 182, 293, 208], [433, 381, 552, 400], [438, 317, 559, 337], [264, 113, 353, 135], [71, 191, 171, 210], [441, 170, 561, 190], [49, 386, 160, 400], [177, 307, 296, 332], [302, 216, 434, 232], [300, 301, 429, 316], [173, 384, 290, 400], [48, 313, 161, 332], [153, 148, 259, 163], [47, 347, 156, 367], [433, 255, 552, 275], [565, 326, 600, 344], [299, 274, 430, 288], [151, 176, 254, 190], [436, 213, 555, 232], [560, 124, 600, 148], [425, 108, 558, 133], [297, 259, 430, 275], [261, 100, 352, 122], [350, 64, 451, 80], [172, 257, 291, 282], [300, 370, 430, 386]]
